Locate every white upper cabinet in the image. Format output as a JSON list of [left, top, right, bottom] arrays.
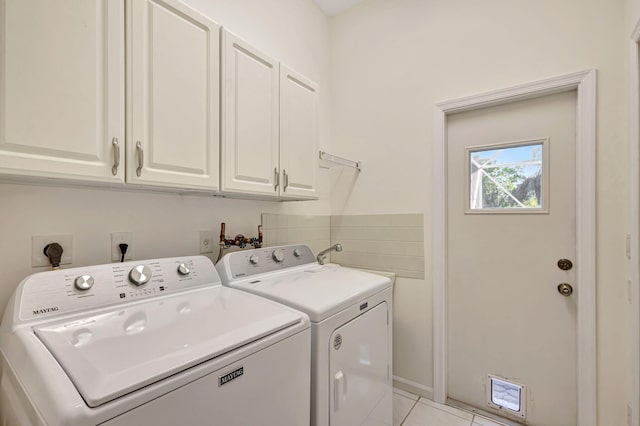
[[0, 2, 318, 200], [279, 66, 319, 199], [220, 30, 319, 200], [221, 31, 280, 197], [127, 0, 220, 190], [0, 0, 125, 182]]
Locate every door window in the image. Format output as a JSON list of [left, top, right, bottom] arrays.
[[466, 139, 549, 213]]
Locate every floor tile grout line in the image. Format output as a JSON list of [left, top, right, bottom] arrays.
[[395, 388, 496, 426], [418, 397, 475, 423], [399, 399, 419, 426]]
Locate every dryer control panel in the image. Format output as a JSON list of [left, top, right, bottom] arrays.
[[16, 256, 218, 322], [218, 245, 316, 281]]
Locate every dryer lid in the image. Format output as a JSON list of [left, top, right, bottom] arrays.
[[34, 286, 303, 408], [227, 265, 391, 322]]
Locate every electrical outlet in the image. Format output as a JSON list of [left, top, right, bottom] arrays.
[[32, 235, 73, 267], [111, 232, 133, 262], [200, 230, 214, 254]]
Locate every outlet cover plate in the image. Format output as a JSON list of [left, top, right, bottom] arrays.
[[200, 230, 214, 254], [112, 232, 133, 262], [32, 235, 73, 267]]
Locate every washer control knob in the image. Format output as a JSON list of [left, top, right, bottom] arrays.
[[129, 265, 152, 286], [177, 263, 190, 276], [293, 248, 302, 258], [74, 275, 94, 291], [249, 254, 260, 265], [272, 249, 285, 263]]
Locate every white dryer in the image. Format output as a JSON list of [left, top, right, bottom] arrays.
[[216, 244, 393, 426], [0, 255, 311, 426]]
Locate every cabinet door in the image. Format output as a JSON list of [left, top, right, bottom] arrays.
[[0, 0, 124, 182], [128, 0, 220, 190], [221, 31, 280, 196], [279, 66, 319, 199]]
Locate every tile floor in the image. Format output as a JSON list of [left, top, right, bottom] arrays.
[[393, 388, 506, 426]]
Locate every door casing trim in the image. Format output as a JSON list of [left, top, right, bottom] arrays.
[[629, 19, 640, 426], [432, 69, 597, 426]]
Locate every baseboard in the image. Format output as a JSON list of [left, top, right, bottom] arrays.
[[448, 398, 522, 426], [393, 375, 433, 400]]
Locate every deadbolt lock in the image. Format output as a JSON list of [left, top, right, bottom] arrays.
[[557, 259, 573, 271], [557, 283, 573, 296]]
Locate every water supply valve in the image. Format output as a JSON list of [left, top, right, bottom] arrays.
[[216, 223, 263, 263], [219, 223, 263, 249]]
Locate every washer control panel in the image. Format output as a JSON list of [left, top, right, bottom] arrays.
[[221, 245, 315, 280], [17, 256, 218, 322]]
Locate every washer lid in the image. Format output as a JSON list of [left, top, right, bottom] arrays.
[[33, 286, 303, 408], [227, 265, 392, 322]]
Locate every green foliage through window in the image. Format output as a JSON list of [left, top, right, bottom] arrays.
[[469, 142, 544, 210]]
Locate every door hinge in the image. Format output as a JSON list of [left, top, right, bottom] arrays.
[[626, 234, 631, 260]]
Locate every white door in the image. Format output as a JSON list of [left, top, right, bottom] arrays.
[[0, 0, 124, 182], [330, 303, 391, 426], [221, 30, 280, 197], [446, 91, 577, 425], [279, 65, 319, 199], [128, 0, 220, 190]]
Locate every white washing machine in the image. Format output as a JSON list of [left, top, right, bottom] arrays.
[[0, 255, 311, 426], [216, 244, 393, 426]]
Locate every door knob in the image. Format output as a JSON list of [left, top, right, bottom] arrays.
[[557, 283, 573, 296]]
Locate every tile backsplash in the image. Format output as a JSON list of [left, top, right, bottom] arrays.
[[262, 213, 424, 279], [330, 214, 424, 279], [261, 214, 330, 257]]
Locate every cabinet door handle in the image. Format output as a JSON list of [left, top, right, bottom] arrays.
[[136, 141, 143, 177], [274, 168, 280, 191], [111, 137, 120, 176], [283, 170, 289, 192]]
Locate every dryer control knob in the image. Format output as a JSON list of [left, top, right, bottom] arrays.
[[129, 265, 152, 286], [293, 248, 302, 258], [272, 249, 285, 263], [177, 263, 190, 276], [249, 254, 260, 265], [74, 275, 94, 291]]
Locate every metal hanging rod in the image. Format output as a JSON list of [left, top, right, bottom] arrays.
[[318, 150, 362, 171]]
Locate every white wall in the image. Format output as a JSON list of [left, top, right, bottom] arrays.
[[330, 0, 630, 423], [627, 0, 640, 35], [0, 0, 330, 318]]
